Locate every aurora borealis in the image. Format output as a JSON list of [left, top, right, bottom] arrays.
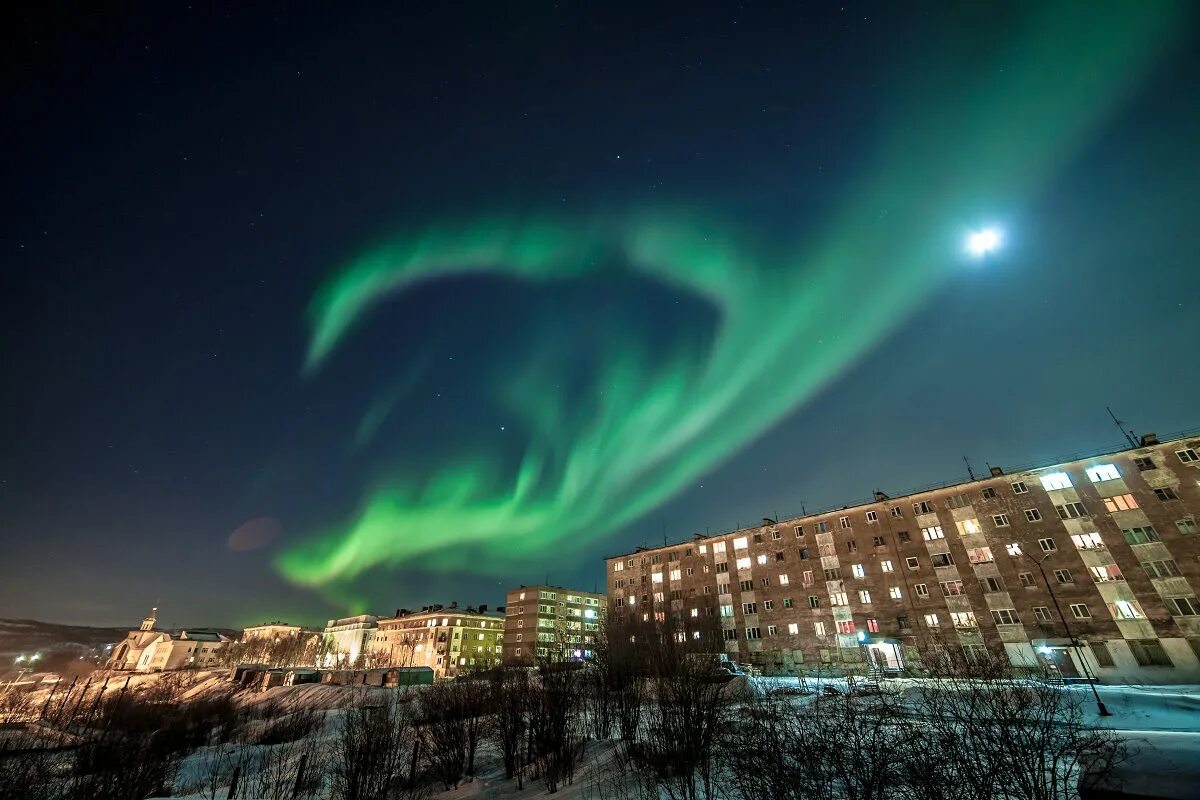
[[277, 3, 1186, 594], [5, 3, 1200, 626]]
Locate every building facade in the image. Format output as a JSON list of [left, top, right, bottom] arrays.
[[502, 585, 606, 665], [605, 432, 1200, 683], [242, 621, 318, 642], [320, 614, 379, 667], [106, 609, 230, 671], [368, 605, 505, 678]]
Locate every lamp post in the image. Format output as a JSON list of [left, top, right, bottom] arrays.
[[1020, 548, 1111, 716]]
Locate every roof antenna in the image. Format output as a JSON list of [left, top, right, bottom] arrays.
[[1106, 406, 1139, 448], [963, 456, 976, 481], [801, 500, 807, 516], [662, 519, 667, 547]]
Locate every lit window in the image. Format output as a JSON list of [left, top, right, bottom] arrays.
[[958, 518, 983, 535], [735, 557, 751, 570], [612, 562, 623, 572], [858, 589, 872, 603], [787, 623, 799, 635], [1110, 600, 1143, 620], [889, 586, 902, 599], [732, 537, 748, 550], [851, 564, 866, 578], [669, 569, 681, 581], [779, 574, 790, 585], [967, 547, 994, 564], [1040, 472, 1072, 490], [1005, 543, 1022, 557], [698, 544, 707, 554], [940, 580, 964, 596], [712, 541, 726, 554], [922, 526, 944, 541], [951, 611, 978, 628], [993, 514, 1011, 527], [1071, 532, 1104, 550], [1087, 464, 1120, 482], [923, 613, 940, 629], [830, 592, 848, 606], [880, 560, 893, 572], [1089, 564, 1124, 583], [756, 554, 768, 565], [690, 608, 699, 618], [719, 605, 733, 617], [866, 618, 880, 633], [1103, 494, 1139, 512], [651, 572, 664, 584], [814, 621, 826, 637], [837, 620, 856, 635]]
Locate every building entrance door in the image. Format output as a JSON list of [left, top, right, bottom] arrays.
[[866, 642, 903, 671]]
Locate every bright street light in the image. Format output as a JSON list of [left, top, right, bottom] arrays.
[[965, 227, 1002, 258]]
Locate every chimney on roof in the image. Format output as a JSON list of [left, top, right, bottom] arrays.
[[449, 601, 458, 610], [479, 604, 487, 613], [989, 466, 1004, 477], [1140, 433, 1159, 446], [873, 491, 890, 502]]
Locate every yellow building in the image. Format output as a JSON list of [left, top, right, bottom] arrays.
[[369, 605, 504, 678]]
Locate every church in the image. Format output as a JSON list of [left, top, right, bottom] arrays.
[[106, 608, 230, 672]]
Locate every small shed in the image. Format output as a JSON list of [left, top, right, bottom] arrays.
[[385, 666, 434, 687], [284, 669, 320, 686]]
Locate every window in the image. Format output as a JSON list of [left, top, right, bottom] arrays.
[[880, 560, 894, 572], [756, 554, 768, 565], [800, 547, 811, 560], [712, 541, 726, 554], [814, 621, 826, 637], [719, 604, 734, 617], [967, 547, 994, 564], [993, 514, 1011, 527], [766, 625, 778, 636], [913, 500, 935, 514], [905, 556, 920, 570], [1053, 569, 1073, 584], [890, 506, 903, 518], [840, 516, 851, 529], [816, 521, 828, 533], [1019, 572, 1036, 587], [808, 596, 820, 609], [981, 487, 997, 499], [1134, 456, 1155, 471], [1011, 481, 1029, 494], [1038, 538, 1057, 553], [958, 518, 983, 535], [1167, 597, 1199, 616], [898, 531, 911, 543], [1056, 502, 1088, 520], [991, 608, 1020, 625], [1154, 487, 1180, 502], [889, 586, 902, 599], [866, 510, 879, 523], [930, 552, 954, 568], [1024, 508, 1043, 522], [1069, 603, 1091, 619], [951, 611, 978, 628], [715, 562, 729, 573], [946, 493, 970, 509], [824, 567, 841, 580], [787, 623, 799, 635], [1122, 525, 1160, 544], [937, 580, 963, 597], [723, 629, 738, 641], [1142, 559, 1181, 579], [851, 563, 866, 578], [698, 544, 707, 554], [732, 536, 748, 550], [830, 592, 848, 606], [686, 567, 694, 576], [771, 529, 782, 540], [690, 608, 699, 618], [1177, 448, 1199, 464], [1177, 518, 1199, 535], [760, 577, 770, 588], [1103, 494, 1139, 512], [669, 569, 681, 581], [982, 576, 1004, 592], [914, 583, 929, 598], [1129, 639, 1173, 667], [736, 557, 752, 570], [866, 618, 880, 633], [1089, 564, 1124, 583], [613, 561, 624, 572], [1071, 532, 1104, 550], [794, 525, 804, 538], [1091, 641, 1115, 667], [779, 574, 790, 585], [1110, 600, 1143, 620], [739, 580, 753, 591], [922, 525, 945, 541], [859, 589, 872, 603], [896, 614, 911, 629], [1087, 464, 1120, 482], [1033, 606, 1052, 621], [782, 598, 793, 609], [837, 620, 856, 635], [753, 533, 763, 544], [651, 572, 664, 584], [924, 613, 940, 628], [1040, 472, 1073, 490], [774, 552, 785, 562], [873, 535, 886, 546], [846, 540, 858, 553], [803, 570, 813, 585], [745, 627, 761, 640]]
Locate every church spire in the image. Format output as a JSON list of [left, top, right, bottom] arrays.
[[139, 607, 158, 631]]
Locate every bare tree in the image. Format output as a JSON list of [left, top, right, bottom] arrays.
[[330, 694, 420, 800]]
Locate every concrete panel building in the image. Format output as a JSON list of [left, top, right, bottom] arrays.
[[502, 585, 606, 665], [368, 604, 504, 678], [320, 614, 379, 667], [605, 431, 1200, 684]]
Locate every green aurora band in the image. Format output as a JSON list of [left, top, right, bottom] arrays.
[[277, 5, 1185, 593]]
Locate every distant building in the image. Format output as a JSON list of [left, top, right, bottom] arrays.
[[368, 604, 505, 678], [320, 615, 379, 667], [502, 586, 606, 665], [242, 621, 320, 642], [606, 431, 1200, 684], [106, 608, 231, 671]]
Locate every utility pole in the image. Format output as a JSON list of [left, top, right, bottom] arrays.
[[1020, 548, 1111, 716]]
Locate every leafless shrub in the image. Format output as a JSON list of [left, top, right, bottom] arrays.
[[330, 694, 422, 800], [528, 662, 587, 793], [489, 668, 529, 783]]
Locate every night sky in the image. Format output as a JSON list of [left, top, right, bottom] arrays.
[[4, 3, 1199, 630]]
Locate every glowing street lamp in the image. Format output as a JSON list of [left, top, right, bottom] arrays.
[[965, 227, 1002, 258]]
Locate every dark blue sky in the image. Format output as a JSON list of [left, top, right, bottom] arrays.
[[3, 3, 1198, 628]]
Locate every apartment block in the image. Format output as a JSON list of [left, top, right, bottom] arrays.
[[502, 585, 607, 665], [369, 604, 505, 678], [606, 432, 1200, 684]]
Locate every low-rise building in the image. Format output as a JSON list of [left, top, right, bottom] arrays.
[[502, 585, 606, 665], [320, 614, 378, 667], [106, 609, 231, 671], [606, 431, 1200, 684], [368, 604, 504, 678], [242, 621, 318, 642]]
